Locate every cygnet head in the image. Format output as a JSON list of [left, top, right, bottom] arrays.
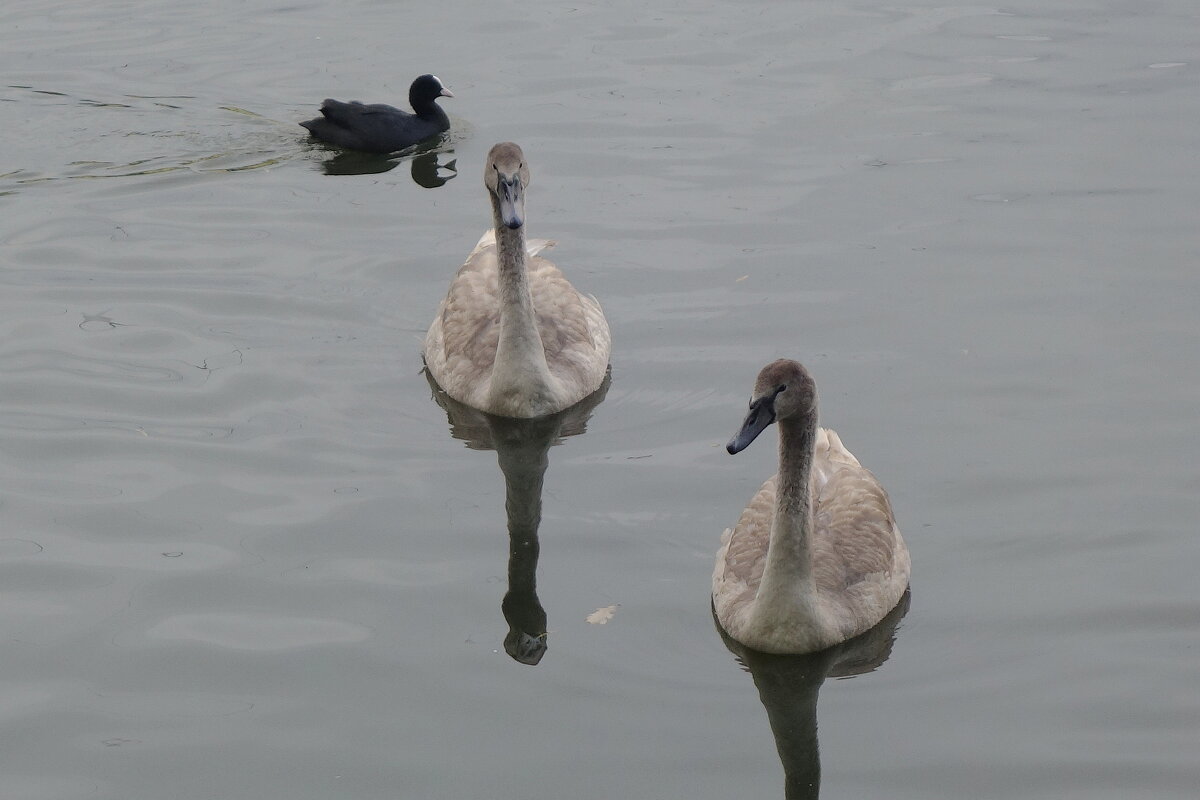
[[485, 142, 530, 230], [409, 74, 454, 110], [727, 359, 818, 454]]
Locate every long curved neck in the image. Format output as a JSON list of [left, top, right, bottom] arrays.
[[755, 412, 819, 612], [488, 201, 557, 412]]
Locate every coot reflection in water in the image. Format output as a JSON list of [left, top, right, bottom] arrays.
[[314, 148, 457, 187], [425, 369, 611, 664], [717, 592, 910, 799]]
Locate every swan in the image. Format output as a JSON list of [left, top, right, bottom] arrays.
[[713, 359, 910, 654], [300, 74, 452, 153], [423, 142, 611, 418]]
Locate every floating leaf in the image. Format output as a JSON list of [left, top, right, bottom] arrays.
[[586, 605, 619, 625]]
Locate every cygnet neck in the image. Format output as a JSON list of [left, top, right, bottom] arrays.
[[757, 410, 820, 603], [487, 195, 557, 414]]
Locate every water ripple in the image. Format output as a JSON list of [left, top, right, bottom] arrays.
[[145, 613, 371, 651]]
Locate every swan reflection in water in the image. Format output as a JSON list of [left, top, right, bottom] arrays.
[[716, 591, 910, 799], [425, 369, 610, 664]]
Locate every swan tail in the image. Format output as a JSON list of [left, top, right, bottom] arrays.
[[526, 237, 555, 257], [820, 427, 862, 467], [468, 230, 496, 259], [468, 230, 556, 260]]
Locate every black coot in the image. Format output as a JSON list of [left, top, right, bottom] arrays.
[[301, 74, 453, 153]]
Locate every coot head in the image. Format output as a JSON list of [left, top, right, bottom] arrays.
[[409, 74, 453, 112]]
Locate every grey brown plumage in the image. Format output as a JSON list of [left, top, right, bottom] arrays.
[[714, 360, 910, 653]]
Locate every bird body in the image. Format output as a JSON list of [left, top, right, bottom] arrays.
[[301, 74, 452, 153], [714, 360, 910, 654], [423, 143, 610, 418]]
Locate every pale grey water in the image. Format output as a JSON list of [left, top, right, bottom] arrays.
[[2, 1, 1198, 798]]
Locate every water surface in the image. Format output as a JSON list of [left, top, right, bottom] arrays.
[[2, 1, 1198, 798]]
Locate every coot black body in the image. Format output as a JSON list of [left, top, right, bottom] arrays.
[[301, 74, 453, 153]]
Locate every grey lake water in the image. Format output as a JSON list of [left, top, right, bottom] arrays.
[[2, 1, 1198, 798]]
